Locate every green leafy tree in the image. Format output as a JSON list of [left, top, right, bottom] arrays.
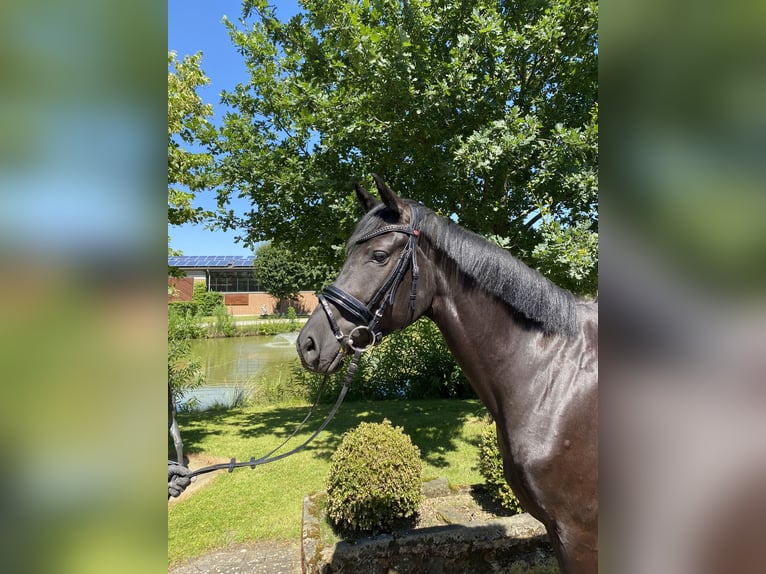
[[168, 306, 205, 462], [168, 50, 218, 281], [168, 51, 216, 227], [168, 308, 204, 410], [213, 0, 597, 293], [167, 52, 215, 455], [253, 242, 334, 311]]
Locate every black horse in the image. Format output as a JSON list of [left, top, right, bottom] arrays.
[[297, 175, 598, 573]]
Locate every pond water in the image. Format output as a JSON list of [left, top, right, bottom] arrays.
[[179, 333, 300, 410]]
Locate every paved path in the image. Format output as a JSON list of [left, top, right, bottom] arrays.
[[169, 540, 301, 574]]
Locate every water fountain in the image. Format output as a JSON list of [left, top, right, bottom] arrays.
[[267, 332, 299, 348]]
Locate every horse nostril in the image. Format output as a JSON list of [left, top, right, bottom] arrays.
[[298, 334, 319, 369], [298, 336, 319, 371]]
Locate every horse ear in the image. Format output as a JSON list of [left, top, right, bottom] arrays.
[[372, 173, 404, 214], [354, 182, 380, 213]]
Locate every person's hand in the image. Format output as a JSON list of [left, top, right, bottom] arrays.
[[168, 461, 193, 498]]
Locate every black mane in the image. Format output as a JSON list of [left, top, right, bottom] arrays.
[[350, 201, 580, 337]]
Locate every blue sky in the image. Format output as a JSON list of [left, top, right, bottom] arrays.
[[168, 0, 303, 256]]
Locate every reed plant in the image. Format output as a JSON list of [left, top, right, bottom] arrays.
[[207, 387, 250, 410], [235, 320, 294, 336], [206, 304, 235, 337]]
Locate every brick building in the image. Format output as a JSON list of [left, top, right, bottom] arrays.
[[168, 255, 318, 316]]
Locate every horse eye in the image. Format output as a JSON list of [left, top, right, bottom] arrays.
[[372, 250, 389, 264]]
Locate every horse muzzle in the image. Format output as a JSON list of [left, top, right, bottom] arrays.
[[296, 328, 345, 374]]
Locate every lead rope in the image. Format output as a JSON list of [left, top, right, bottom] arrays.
[[184, 350, 363, 479]]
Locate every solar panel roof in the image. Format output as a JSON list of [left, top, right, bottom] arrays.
[[168, 255, 254, 268]]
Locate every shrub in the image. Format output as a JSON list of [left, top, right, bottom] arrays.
[[168, 304, 204, 339], [168, 300, 200, 318], [291, 318, 474, 402], [363, 318, 472, 399], [478, 422, 524, 514], [168, 308, 204, 409], [326, 420, 423, 536], [192, 282, 223, 316]]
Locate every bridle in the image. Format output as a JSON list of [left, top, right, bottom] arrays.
[[176, 207, 421, 483], [318, 206, 421, 354]]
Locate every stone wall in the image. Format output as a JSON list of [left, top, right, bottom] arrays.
[[301, 492, 557, 574]]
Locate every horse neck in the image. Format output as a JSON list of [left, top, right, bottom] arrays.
[[425, 265, 551, 419]]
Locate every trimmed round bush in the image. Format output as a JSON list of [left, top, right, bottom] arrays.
[[326, 419, 423, 535], [478, 421, 523, 514]]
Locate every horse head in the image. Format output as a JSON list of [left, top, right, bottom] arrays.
[[296, 175, 434, 373]]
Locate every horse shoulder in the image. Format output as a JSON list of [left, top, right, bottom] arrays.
[[498, 329, 598, 493]]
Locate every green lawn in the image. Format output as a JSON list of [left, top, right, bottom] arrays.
[[168, 399, 488, 565]]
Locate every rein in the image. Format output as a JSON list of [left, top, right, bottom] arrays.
[[181, 207, 420, 480]]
